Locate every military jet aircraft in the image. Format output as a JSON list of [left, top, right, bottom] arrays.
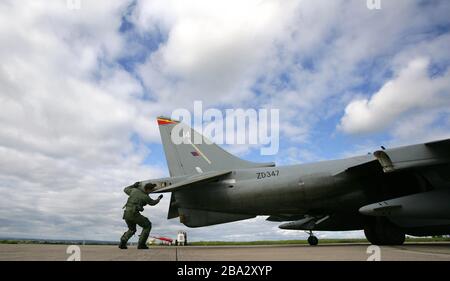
[[131, 116, 450, 246]]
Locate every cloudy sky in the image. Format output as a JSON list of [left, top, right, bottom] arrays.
[[0, 0, 449, 242]]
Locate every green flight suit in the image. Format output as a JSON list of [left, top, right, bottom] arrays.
[[120, 183, 161, 248]]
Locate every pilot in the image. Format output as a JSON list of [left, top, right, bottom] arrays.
[[119, 182, 163, 249]]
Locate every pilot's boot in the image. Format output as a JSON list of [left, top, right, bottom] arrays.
[[119, 229, 135, 249], [119, 239, 128, 249], [137, 225, 151, 249], [137, 244, 149, 250]]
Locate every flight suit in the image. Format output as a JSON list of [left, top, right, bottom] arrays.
[[120, 183, 161, 249]]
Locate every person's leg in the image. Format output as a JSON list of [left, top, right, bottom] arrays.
[[119, 219, 136, 249], [136, 215, 152, 249]]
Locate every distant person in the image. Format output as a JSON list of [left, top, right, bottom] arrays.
[[119, 182, 163, 249]]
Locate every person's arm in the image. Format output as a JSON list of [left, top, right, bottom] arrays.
[[146, 194, 163, 206], [124, 182, 139, 195]]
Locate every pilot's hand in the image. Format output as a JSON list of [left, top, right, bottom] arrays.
[[158, 194, 163, 200]]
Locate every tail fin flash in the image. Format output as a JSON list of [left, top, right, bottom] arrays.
[[157, 116, 274, 176]]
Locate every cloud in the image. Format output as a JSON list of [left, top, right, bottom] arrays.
[[389, 111, 450, 145], [134, 0, 300, 107], [131, 0, 450, 148], [339, 57, 450, 134], [0, 0, 168, 241], [1, 0, 450, 243]]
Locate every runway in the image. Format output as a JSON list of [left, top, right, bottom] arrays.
[[1, 243, 450, 261]]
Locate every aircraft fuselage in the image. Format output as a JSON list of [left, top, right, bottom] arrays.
[[175, 155, 375, 215]]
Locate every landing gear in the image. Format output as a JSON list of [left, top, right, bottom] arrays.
[[364, 217, 405, 245], [306, 230, 319, 246]]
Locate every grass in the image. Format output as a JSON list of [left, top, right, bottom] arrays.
[[189, 239, 365, 246], [189, 237, 450, 246]]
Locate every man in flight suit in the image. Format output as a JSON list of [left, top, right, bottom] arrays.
[[119, 182, 163, 249]]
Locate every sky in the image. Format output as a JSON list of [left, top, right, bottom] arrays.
[[0, 0, 449, 242]]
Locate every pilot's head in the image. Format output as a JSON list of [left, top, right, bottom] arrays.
[[144, 183, 157, 194]]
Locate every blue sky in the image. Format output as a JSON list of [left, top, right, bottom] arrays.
[[0, 0, 450, 242]]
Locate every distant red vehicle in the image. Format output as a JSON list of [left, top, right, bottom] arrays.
[[150, 236, 174, 245]]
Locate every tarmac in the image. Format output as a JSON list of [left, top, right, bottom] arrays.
[[1, 243, 450, 261]]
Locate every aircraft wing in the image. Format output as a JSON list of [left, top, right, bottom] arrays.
[[151, 170, 232, 193], [334, 138, 450, 176], [290, 139, 450, 232], [373, 138, 450, 173], [266, 214, 307, 222]]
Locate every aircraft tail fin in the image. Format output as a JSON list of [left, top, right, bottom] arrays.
[[157, 116, 274, 177]]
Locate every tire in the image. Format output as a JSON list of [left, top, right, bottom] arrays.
[[364, 217, 405, 245], [308, 236, 319, 246], [364, 221, 381, 245], [382, 224, 405, 245]]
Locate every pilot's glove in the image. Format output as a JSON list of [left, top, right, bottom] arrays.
[[158, 194, 163, 200]]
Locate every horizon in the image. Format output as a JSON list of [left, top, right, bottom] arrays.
[[1, 0, 450, 242]]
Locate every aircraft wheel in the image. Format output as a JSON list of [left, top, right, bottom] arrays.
[[382, 225, 405, 245], [364, 217, 405, 245], [364, 223, 380, 245], [308, 235, 319, 246]]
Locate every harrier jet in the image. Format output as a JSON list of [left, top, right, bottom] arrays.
[[131, 116, 450, 245]]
